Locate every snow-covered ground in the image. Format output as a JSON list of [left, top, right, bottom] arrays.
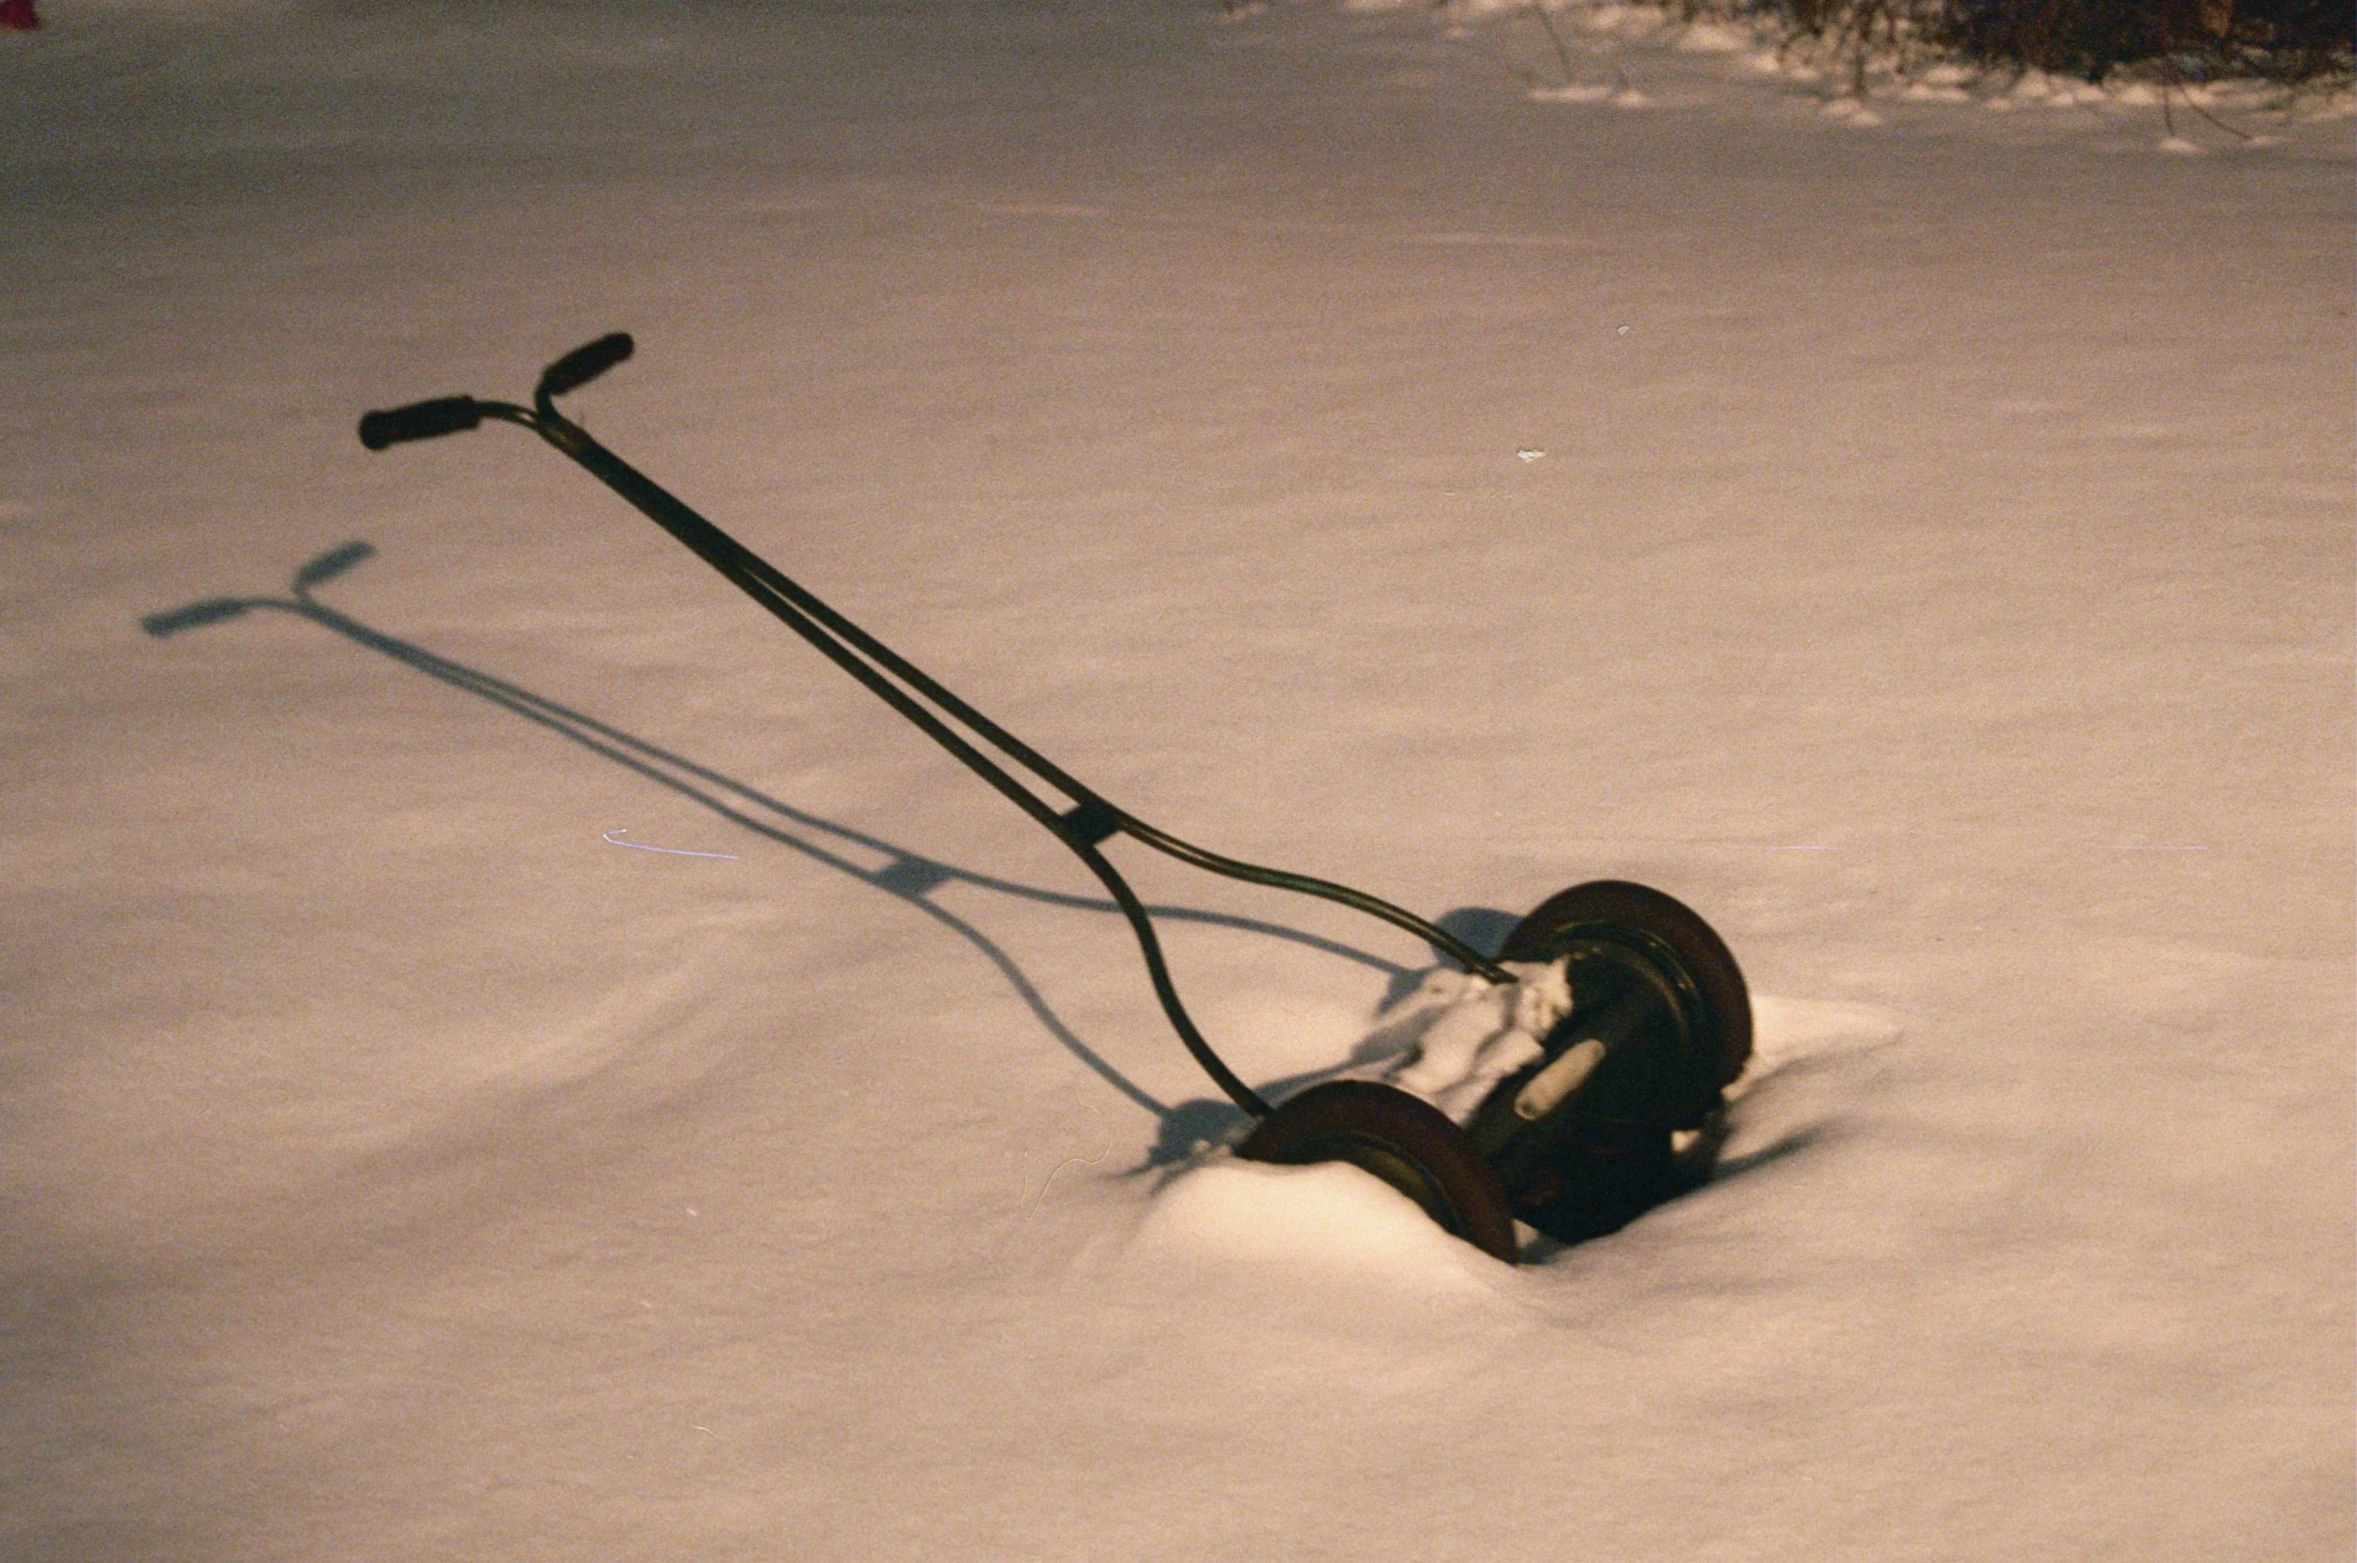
[[3, 2, 2350, 1558]]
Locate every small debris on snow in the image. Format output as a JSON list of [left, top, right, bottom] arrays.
[[602, 828, 741, 861]]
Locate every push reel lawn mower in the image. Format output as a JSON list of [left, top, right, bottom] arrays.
[[358, 334, 1752, 1262]]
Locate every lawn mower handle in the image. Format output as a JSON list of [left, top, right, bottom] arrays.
[[358, 395, 483, 450], [355, 332, 634, 450], [356, 335, 1517, 1120], [538, 332, 634, 399]]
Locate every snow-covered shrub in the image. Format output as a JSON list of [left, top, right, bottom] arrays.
[[1727, 0, 2352, 81], [1941, 0, 2353, 82]]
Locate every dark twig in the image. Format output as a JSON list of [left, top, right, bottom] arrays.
[[1531, 1, 1578, 85]]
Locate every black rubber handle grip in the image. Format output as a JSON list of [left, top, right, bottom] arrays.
[[358, 396, 483, 451], [538, 333, 634, 399], [141, 599, 251, 638]]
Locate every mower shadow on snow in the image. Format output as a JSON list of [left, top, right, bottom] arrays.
[[141, 542, 1429, 1123], [147, 539, 1795, 1260]]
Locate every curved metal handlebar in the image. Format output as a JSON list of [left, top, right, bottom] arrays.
[[359, 336, 1513, 1117]]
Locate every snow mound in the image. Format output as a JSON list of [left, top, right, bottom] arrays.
[[1676, 21, 1751, 54], [1821, 97, 1885, 127], [1576, 3, 1668, 38], [1129, 1156, 1504, 1292], [1529, 83, 1617, 104], [1737, 994, 1903, 1095], [1528, 84, 1653, 109]]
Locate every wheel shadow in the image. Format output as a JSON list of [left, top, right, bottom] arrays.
[[142, 542, 1421, 1126]]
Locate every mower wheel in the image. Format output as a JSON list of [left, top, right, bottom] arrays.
[[1502, 880, 1752, 1096], [1237, 1081, 1520, 1264]]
